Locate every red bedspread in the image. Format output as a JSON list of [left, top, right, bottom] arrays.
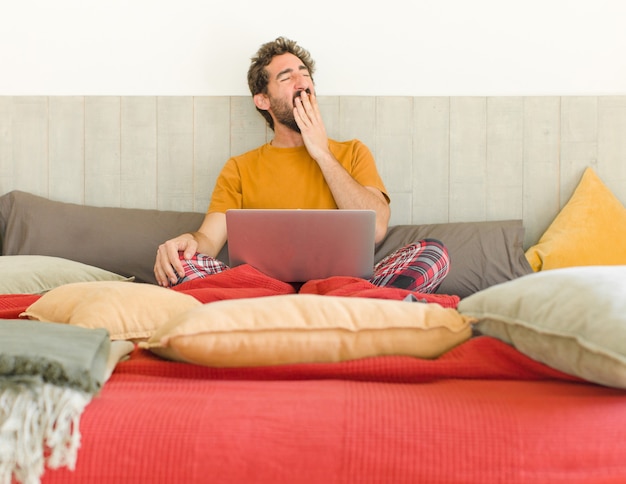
[[40, 338, 626, 484], [0, 293, 39, 319], [3, 270, 626, 483]]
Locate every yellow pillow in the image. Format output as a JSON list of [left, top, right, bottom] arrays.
[[21, 281, 202, 341], [525, 167, 626, 271], [139, 294, 475, 367]]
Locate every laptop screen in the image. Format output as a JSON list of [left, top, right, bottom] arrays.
[[225, 209, 376, 282]]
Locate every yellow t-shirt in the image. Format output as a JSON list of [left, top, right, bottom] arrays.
[[208, 139, 389, 213]]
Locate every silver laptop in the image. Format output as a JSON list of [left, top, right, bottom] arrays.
[[226, 209, 376, 282]]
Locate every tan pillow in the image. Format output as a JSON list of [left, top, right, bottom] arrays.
[[140, 294, 475, 367], [21, 281, 202, 341]]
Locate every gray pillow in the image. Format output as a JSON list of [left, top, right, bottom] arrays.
[[0, 191, 531, 296], [375, 220, 532, 298], [458, 266, 626, 389], [0, 191, 224, 285]]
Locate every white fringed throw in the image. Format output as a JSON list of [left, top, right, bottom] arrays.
[[0, 320, 110, 484], [0, 377, 91, 484]]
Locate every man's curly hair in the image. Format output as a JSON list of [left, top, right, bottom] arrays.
[[247, 36, 316, 130]]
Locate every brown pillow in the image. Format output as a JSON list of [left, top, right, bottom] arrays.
[[0, 190, 224, 284], [375, 220, 532, 298]]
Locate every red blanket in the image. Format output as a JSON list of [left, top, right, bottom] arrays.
[[41, 337, 626, 484], [172, 264, 460, 307]]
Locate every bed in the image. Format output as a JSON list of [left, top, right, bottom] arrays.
[[2, 163, 626, 484]]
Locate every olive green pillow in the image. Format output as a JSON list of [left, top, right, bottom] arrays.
[[0, 255, 133, 294]]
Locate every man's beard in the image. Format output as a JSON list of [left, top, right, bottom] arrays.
[[269, 94, 301, 133]]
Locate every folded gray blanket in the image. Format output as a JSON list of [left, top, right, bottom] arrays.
[[0, 319, 111, 484], [0, 319, 110, 393]]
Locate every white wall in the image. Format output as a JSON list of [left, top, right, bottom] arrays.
[[1, 0, 625, 96]]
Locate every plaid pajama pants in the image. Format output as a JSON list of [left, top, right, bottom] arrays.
[[176, 238, 449, 293]]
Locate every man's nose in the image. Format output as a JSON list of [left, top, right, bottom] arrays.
[[294, 73, 310, 90]]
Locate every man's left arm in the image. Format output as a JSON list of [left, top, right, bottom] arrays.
[[310, 151, 390, 243]]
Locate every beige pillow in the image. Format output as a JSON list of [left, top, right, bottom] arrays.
[[140, 294, 475, 367], [104, 340, 135, 382], [21, 281, 202, 341], [0, 255, 133, 294]]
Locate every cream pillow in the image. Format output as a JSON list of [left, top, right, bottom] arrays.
[[104, 340, 135, 382], [0, 255, 133, 294], [458, 266, 626, 389], [525, 167, 626, 271], [139, 294, 475, 367], [21, 281, 202, 340]]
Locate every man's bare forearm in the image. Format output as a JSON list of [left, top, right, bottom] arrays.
[[315, 152, 390, 242]]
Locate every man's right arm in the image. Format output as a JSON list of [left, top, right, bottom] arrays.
[[154, 212, 227, 287]]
